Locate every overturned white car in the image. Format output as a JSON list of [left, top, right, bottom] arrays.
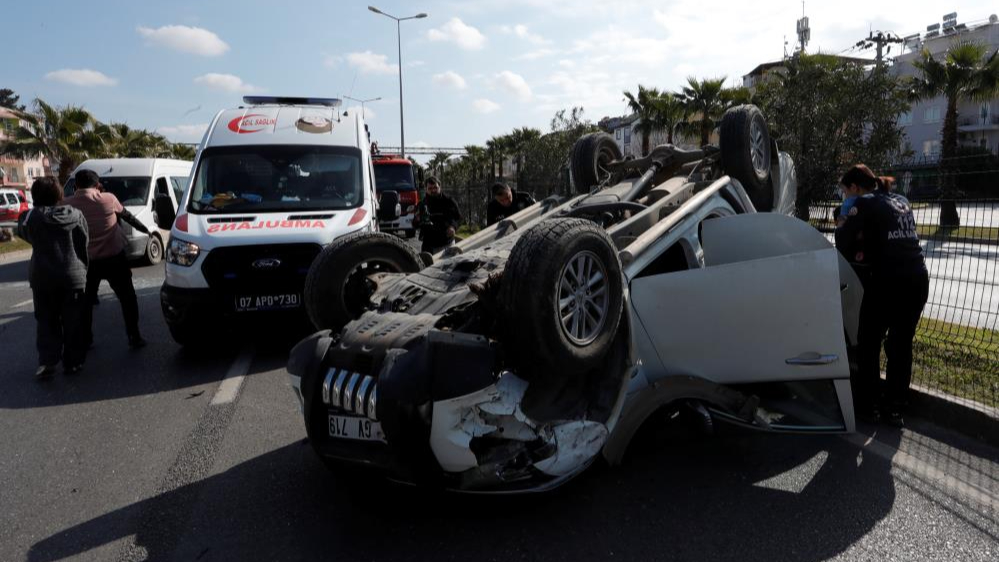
[[287, 105, 863, 493]]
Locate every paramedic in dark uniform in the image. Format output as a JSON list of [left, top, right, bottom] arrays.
[[835, 164, 929, 426], [486, 182, 536, 226], [416, 176, 462, 254]]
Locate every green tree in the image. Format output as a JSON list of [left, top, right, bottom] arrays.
[[0, 88, 26, 111], [679, 77, 729, 146], [909, 41, 999, 225], [428, 151, 450, 179], [623, 85, 663, 155], [507, 127, 542, 186], [755, 54, 910, 218], [0, 99, 106, 184], [655, 93, 687, 145], [170, 143, 197, 160]]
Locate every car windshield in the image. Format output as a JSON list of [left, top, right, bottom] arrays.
[[188, 145, 364, 214], [101, 177, 152, 207], [374, 164, 415, 192]]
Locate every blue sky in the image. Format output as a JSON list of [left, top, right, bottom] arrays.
[[5, 0, 993, 159]]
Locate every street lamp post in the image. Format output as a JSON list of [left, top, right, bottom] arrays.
[[368, 5, 427, 159], [343, 95, 382, 118]]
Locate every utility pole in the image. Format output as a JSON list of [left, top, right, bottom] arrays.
[[856, 31, 904, 69]]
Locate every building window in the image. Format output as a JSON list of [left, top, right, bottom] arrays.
[[898, 111, 913, 126], [623, 128, 631, 145], [923, 106, 941, 123], [615, 128, 621, 140], [922, 139, 941, 158]]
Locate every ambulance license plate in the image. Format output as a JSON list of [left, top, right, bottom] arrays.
[[234, 293, 301, 312], [328, 415, 386, 442]]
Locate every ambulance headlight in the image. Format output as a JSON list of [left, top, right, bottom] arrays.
[[166, 238, 201, 266]]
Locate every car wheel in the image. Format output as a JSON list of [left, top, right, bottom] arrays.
[[498, 218, 624, 380], [305, 231, 423, 330], [145, 234, 164, 265], [570, 132, 622, 194], [720, 104, 773, 212]]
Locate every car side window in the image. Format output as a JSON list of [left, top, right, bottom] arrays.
[[635, 241, 692, 279], [169, 176, 188, 205]]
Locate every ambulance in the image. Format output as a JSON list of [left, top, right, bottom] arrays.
[[156, 96, 393, 345]]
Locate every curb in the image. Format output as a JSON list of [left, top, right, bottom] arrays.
[[0, 248, 31, 264], [907, 382, 999, 447]]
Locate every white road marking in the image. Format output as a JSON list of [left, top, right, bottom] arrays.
[[844, 433, 998, 508], [13, 299, 33, 308], [210, 347, 254, 406]]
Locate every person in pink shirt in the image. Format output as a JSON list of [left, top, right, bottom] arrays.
[[64, 169, 148, 349]]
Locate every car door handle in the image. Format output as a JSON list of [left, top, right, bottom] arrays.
[[785, 353, 839, 366]]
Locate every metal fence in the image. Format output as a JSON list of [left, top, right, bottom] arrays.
[[809, 191, 998, 412]]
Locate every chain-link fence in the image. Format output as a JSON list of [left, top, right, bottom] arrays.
[[808, 154, 999, 412]]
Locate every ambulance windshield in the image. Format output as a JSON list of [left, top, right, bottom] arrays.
[[188, 145, 363, 213]]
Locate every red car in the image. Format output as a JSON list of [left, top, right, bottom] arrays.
[[0, 188, 30, 223]]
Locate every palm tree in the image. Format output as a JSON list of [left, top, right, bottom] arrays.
[[429, 151, 451, 180], [486, 136, 511, 179], [654, 93, 687, 145], [679, 77, 728, 146], [507, 127, 542, 185], [0, 99, 105, 184], [623, 85, 664, 155], [910, 41, 999, 226], [463, 145, 487, 180], [170, 143, 197, 160]]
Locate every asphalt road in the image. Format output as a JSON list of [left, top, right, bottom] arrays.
[[0, 250, 997, 562]]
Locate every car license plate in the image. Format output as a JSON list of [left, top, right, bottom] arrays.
[[328, 414, 386, 442], [234, 293, 301, 312]]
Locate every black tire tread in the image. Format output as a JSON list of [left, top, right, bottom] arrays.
[[570, 132, 621, 194], [305, 230, 422, 330], [720, 104, 773, 211], [498, 218, 623, 380]]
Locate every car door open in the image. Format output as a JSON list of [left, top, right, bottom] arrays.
[[629, 214, 855, 432]]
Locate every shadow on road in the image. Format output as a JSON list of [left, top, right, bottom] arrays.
[[0, 281, 313, 410], [28, 427, 905, 562]]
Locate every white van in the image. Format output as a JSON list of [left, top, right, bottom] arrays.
[[156, 96, 389, 345], [66, 158, 193, 264]]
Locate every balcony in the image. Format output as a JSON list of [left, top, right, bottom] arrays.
[[958, 115, 999, 132]]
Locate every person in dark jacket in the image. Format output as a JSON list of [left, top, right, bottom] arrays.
[[17, 177, 90, 378], [835, 164, 929, 426], [486, 182, 536, 226], [416, 176, 462, 254]]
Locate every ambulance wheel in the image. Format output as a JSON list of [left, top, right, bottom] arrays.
[[305, 231, 423, 331]]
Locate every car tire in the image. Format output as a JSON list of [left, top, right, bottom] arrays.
[[720, 104, 773, 212], [570, 132, 622, 194], [305, 231, 423, 330], [145, 233, 164, 265], [498, 218, 624, 380]]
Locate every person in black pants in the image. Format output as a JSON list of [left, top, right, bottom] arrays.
[[64, 170, 150, 349], [416, 176, 462, 254], [16, 177, 90, 377], [836, 164, 929, 426]]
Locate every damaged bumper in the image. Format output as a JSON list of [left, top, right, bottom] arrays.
[[287, 311, 613, 492]]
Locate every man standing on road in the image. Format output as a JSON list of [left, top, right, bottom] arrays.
[[64, 169, 150, 349], [836, 164, 929, 427], [16, 177, 90, 377], [416, 176, 461, 254], [486, 182, 536, 226]]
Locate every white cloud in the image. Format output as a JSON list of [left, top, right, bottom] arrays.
[[501, 24, 550, 45], [44, 69, 117, 87], [473, 99, 500, 114], [411, 140, 431, 149], [493, 71, 532, 102], [516, 48, 558, 61], [137, 25, 229, 56], [157, 123, 208, 142], [346, 51, 397, 75], [323, 54, 343, 68], [193, 73, 261, 93], [427, 18, 486, 50], [432, 71, 468, 90]]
